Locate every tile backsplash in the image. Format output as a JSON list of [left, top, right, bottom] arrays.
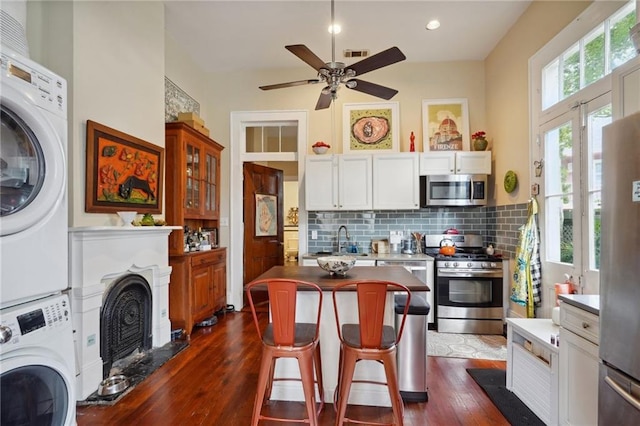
[[307, 202, 529, 258]]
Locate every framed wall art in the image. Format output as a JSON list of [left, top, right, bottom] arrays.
[[343, 102, 399, 153], [85, 120, 164, 214], [255, 193, 277, 237], [422, 98, 470, 151]]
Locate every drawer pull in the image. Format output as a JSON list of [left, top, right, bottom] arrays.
[[582, 321, 590, 329]]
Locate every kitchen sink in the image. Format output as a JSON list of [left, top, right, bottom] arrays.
[[312, 251, 369, 257]]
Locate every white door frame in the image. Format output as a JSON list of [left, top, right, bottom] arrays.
[[229, 110, 309, 309]]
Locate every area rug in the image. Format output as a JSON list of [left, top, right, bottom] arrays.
[[77, 340, 188, 406], [428, 331, 507, 360], [467, 368, 544, 426]]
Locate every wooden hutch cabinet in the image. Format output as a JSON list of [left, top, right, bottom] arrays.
[[165, 122, 226, 337]]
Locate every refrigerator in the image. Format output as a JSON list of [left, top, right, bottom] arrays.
[[599, 111, 640, 424]]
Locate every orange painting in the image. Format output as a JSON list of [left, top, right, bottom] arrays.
[[85, 120, 164, 213]]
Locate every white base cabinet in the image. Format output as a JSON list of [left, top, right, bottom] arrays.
[[506, 318, 560, 425], [559, 302, 599, 426]]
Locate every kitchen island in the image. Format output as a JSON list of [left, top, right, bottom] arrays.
[[246, 265, 429, 407]]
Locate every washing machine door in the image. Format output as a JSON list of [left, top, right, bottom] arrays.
[[0, 355, 75, 426], [0, 84, 66, 236]]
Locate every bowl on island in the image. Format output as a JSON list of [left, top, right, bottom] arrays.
[[317, 255, 356, 276]]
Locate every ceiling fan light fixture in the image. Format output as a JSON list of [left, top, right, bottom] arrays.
[[321, 86, 332, 95], [345, 80, 357, 89], [426, 20, 441, 31]]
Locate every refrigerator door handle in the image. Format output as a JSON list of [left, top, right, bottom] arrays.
[[605, 376, 640, 411]]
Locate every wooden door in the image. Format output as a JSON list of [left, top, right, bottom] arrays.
[[243, 163, 284, 308]]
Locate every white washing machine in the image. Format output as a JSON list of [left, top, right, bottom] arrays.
[[0, 293, 76, 425], [0, 46, 68, 309]]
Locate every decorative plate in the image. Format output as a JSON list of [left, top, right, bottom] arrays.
[[504, 170, 518, 193]]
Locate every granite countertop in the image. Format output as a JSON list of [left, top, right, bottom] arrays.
[[302, 252, 434, 262], [558, 294, 600, 316]]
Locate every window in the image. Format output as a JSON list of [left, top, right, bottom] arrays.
[[532, 1, 635, 312], [245, 123, 298, 153], [541, 1, 635, 110]]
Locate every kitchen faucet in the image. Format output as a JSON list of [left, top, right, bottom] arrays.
[[337, 225, 350, 253]]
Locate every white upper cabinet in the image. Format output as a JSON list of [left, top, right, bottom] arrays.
[[419, 151, 491, 175], [372, 153, 420, 210], [305, 155, 372, 211], [612, 55, 640, 120]]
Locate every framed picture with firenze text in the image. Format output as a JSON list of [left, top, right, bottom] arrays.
[[422, 98, 470, 151]]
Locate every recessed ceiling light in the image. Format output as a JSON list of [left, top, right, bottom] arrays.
[[426, 20, 440, 31], [328, 23, 341, 34]]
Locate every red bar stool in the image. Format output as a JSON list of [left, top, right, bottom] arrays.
[[246, 278, 325, 425], [332, 280, 411, 426]]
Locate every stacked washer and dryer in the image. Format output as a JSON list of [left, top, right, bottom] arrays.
[[0, 4, 76, 425]]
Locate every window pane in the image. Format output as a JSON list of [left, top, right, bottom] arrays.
[[584, 25, 605, 86], [546, 194, 574, 264], [542, 59, 560, 110], [587, 104, 610, 270], [588, 105, 610, 191], [281, 125, 298, 152], [545, 121, 574, 264], [589, 192, 602, 269], [246, 127, 263, 152], [562, 43, 580, 99], [265, 127, 280, 152], [610, 2, 636, 70], [544, 121, 573, 196]]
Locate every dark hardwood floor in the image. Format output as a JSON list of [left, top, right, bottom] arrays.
[[76, 311, 508, 425]]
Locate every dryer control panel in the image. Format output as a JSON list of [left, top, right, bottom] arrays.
[[1, 48, 67, 118]]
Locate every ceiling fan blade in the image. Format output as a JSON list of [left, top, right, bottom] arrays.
[[347, 79, 398, 100], [259, 79, 320, 91], [347, 47, 406, 77], [285, 44, 327, 71], [315, 92, 333, 110]]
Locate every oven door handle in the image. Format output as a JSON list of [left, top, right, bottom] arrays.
[[438, 269, 503, 278]]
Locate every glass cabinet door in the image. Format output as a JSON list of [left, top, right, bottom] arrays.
[[203, 147, 217, 217], [185, 142, 201, 213]]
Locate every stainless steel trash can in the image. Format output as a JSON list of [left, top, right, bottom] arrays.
[[395, 293, 430, 402]]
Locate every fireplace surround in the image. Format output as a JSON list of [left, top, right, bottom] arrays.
[[69, 226, 179, 400]]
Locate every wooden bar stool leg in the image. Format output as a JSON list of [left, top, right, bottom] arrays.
[[382, 351, 404, 426], [297, 350, 319, 426]]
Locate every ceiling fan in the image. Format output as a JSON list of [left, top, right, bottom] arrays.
[[259, 0, 406, 110]]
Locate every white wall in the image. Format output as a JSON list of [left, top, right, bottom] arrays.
[[485, 0, 592, 206], [28, 1, 165, 227]]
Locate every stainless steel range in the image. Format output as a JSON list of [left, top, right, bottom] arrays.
[[423, 234, 504, 334]]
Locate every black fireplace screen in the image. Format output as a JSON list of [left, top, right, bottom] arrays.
[[100, 273, 152, 378]]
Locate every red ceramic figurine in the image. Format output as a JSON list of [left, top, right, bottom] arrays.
[[410, 131, 415, 152]]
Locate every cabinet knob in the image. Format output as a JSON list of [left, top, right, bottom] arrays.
[[582, 321, 590, 329]]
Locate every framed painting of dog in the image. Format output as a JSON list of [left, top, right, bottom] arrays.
[[85, 120, 164, 214]]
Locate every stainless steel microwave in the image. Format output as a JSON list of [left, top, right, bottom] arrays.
[[419, 174, 487, 207]]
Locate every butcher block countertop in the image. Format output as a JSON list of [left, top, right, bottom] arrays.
[[246, 265, 430, 292]]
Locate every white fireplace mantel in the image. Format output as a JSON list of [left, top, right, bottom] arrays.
[[69, 225, 180, 400]]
